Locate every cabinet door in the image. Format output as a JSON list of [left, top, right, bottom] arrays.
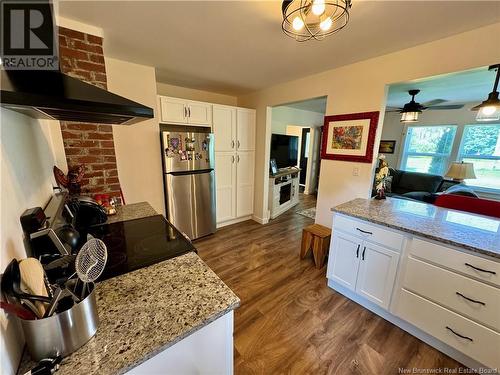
[[187, 101, 212, 126], [236, 151, 254, 217], [327, 231, 362, 291], [213, 106, 236, 152], [236, 108, 256, 151], [215, 152, 236, 223], [160, 96, 187, 124], [356, 242, 399, 309]]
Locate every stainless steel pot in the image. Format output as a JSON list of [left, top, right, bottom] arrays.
[[20, 283, 99, 360]]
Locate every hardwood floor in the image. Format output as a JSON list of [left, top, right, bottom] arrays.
[[195, 194, 464, 374]]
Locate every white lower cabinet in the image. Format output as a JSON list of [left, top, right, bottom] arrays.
[[235, 151, 255, 217], [127, 311, 234, 375], [396, 290, 500, 369], [327, 231, 361, 291], [327, 224, 400, 309], [356, 242, 399, 309], [215, 152, 237, 223], [327, 212, 500, 369]]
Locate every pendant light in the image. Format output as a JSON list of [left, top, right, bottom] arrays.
[[400, 90, 422, 123], [281, 0, 352, 42], [472, 64, 500, 122]]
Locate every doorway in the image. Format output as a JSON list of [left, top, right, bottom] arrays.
[[299, 128, 310, 185]]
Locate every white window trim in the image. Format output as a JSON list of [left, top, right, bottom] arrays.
[[399, 124, 458, 175], [457, 124, 500, 194]]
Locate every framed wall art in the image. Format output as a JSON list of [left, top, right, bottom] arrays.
[[379, 140, 396, 154], [321, 111, 379, 163]]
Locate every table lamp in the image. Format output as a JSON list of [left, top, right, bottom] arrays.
[[445, 162, 476, 183]]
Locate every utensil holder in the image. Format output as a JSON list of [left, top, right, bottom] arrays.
[[20, 283, 99, 360]]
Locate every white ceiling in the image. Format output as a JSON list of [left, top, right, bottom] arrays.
[[58, 1, 500, 96], [280, 96, 327, 113], [386, 66, 497, 108]]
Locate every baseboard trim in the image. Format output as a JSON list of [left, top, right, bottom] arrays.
[[216, 216, 252, 228], [252, 215, 269, 225], [326, 279, 486, 371]]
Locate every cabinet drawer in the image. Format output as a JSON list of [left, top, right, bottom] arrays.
[[396, 289, 500, 369], [410, 238, 500, 287], [334, 214, 404, 251], [404, 257, 500, 331]]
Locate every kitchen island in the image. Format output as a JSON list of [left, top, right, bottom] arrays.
[[19, 203, 240, 375], [327, 198, 499, 370]]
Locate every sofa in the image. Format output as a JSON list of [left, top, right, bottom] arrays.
[[372, 168, 443, 202]]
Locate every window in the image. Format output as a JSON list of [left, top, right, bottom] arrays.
[[458, 124, 500, 190], [401, 125, 457, 175]]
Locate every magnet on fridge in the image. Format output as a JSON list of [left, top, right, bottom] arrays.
[[202, 140, 208, 151], [179, 151, 187, 161]]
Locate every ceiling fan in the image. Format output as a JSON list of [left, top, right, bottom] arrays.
[[386, 89, 465, 123]]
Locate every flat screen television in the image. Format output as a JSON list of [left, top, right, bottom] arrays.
[[270, 134, 299, 169]]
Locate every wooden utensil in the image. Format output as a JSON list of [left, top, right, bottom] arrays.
[[19, 258, 48, 316]]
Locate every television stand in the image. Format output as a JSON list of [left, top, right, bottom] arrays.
[[268, 167, 300, 219]]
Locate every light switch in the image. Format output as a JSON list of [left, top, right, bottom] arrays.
[[352, 167, 359, 176]]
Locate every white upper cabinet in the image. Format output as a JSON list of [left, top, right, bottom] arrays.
[[158, 96, 212, 126], [236, 108, 256, 151], [187, 100, 212, 126], [213, 106, 236, 152], [160, 96, 187, 124]]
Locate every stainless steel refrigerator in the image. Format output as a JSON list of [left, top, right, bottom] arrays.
[[161, 126, 216, 240]]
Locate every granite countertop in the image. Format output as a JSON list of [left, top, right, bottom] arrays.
[[19, 202, 240, 374], [332, 198, 500, 259], [19, 253, 240, 375], [106, 202, 157, 224]]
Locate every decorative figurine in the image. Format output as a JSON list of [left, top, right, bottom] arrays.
[[374, 155, 389, 200], [53, 165, 85, 195]]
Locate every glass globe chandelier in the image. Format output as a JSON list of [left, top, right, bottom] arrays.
[[282, 0, 352, 42]]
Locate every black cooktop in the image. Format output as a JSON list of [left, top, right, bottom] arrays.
[[87, 215, 196, 281]]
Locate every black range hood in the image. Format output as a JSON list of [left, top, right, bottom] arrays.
[[0, 69, 154, 125]]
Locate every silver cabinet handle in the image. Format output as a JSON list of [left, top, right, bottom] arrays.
[[237, 155, 240, 163], [231, 140, 235, 149], [237, 140, 240, 149], [231, 155, 234, 163]]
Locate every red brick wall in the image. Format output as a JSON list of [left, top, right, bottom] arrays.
[[58, 27, 121, 197]]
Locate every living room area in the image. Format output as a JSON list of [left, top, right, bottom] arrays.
[[374, 64, 500, 217]]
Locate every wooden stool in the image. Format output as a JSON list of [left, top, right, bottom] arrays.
[[300, 224, 332, 269]]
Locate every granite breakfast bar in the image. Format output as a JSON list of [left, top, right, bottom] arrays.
[[19, 202, 240, 375], [327, 197, 500, 370]]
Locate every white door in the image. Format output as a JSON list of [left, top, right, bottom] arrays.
[[236, 108, 256, 151], [215, 152, 236, 223], [160, 96, 187, 124], [327, 231, 362, 291], [187, 101, 212, 126], [213, 106, 236, 152], [356, 241, 400, 309], [236, 151, 254, 217]]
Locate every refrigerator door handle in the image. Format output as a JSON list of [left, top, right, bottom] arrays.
[[169, 169, 213, 176]]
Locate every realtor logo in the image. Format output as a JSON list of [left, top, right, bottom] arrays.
[[1, 1, 58, 69]]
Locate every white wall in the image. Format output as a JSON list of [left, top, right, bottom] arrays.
[[271, 106, 324, 134], [0, 109, 64, 375], [105, 57, 165, 216], [237, 22, 500, 227], [156, 82, 237, 106], [381, 103, 480, 168]]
